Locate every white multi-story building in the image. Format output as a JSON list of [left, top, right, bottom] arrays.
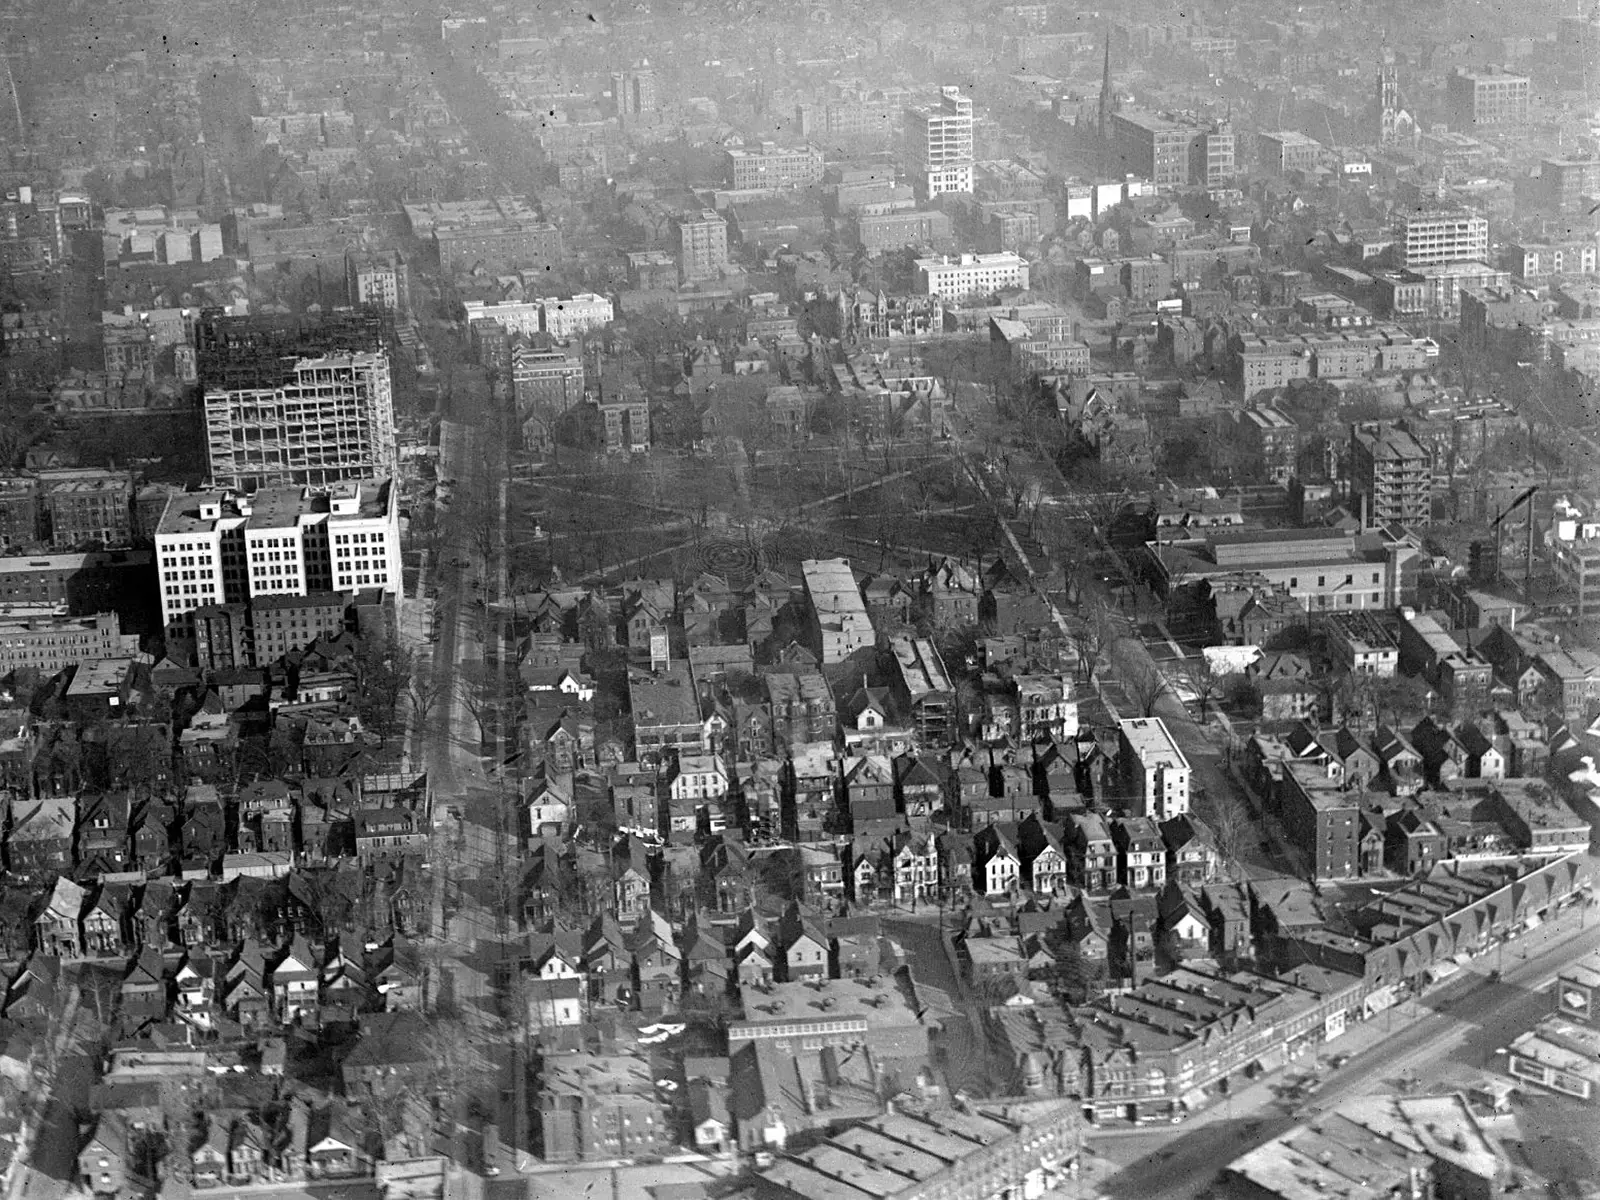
[[155, 479, 400, 646], [203, 352, 396, 491], [801, 557, 875, 664], [537, 293, 614, 339], [1399, 212, 1490, 268], [461, 299, 543, 337], [905, 86, 974, 198], [915, 252, 1030, 298], [1117, 717, 1192, 821], [345, 250, 408, 314]]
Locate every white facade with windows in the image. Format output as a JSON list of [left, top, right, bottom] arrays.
[[156, 479, 399, 644]]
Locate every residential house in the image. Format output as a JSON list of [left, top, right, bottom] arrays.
[[36, 876, 86, 958], [1411, 716, 1465, 786], [1112, 817, 1168, 891], [1373, 725, 1425, 797], [1157, 883, 1211, 960], [974, 823, 1023, 897], [776, 904, 830, 981], [1386, 807, 1446, 875], [890, 830, 939, 903], [895, 754, 946, 827], [1018, 815, 1071, 896], [82, 884, 130, 957], [1456, 723, 1505, 779], [271, 936, 320, 1023], [1067, 812, 1117, 893], [1159, 815, 1219, 887], [79, 1112, 132, 1196]]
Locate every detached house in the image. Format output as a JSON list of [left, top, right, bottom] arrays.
[[271, 936, 320, 1024], [1018, 815, 1070, 896], [974, 823, 1023, 897]]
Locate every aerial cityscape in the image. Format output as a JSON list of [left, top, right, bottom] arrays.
[[0, 0, 1598, 1197]]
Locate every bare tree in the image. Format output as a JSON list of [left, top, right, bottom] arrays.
[[1124, 663, 1174, 718], [1067, 604, 1113, 685], [1176, 656, 1222, 725], [408, 672, 448, 728], [1193, 789, 1253, 881]]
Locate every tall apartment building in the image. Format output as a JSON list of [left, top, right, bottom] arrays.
[[154, 479, 399, 646], [204, 352, 397, 491], [36, 469, 134, 549], [1236, 406, 1300, 484], [1399, 211, 1489, 268], [0, 612, 125, 676], [610, 68, 659, 116], [914, 252, 1030, 297], [673, 211, 729, 283], [0, 478, 37, 549], [801, 557, 874, 664], [904, 86, 975, 199], [1350, 422, 1432, 528], [1117, 717, 1191, 821], [1109, 109, 1198, 189], [344, 249, 408, 315], [1189, 120, 1236, 188], [1446, 67, 1530, 128], [512, 341, 585, 415], [723, 143, 824, 192]]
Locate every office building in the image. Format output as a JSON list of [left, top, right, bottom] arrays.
[[1109, 109, 1198, 189], [204, 352, 397, 491], [673, 211, 729, 283], [537, 293, 614, 339], [35, 469, 134, 549], [801, 557, 874, 664], [1118, 717, 1191, 821], [1257, 130, 1322, 175], [154, 479, 399, 645], [1398, 211, 1489, 268], [1446, 67, 1530, 128], [0, 612, 126, 675], [723, 143, 824, 192], [905, 86, 975, 198], [193, 309, 389, 391], [1349, 422, 1431, 527], [344, 249, 408, 315], [0, 550, 155, 625], [915, 252, 1030, 297]]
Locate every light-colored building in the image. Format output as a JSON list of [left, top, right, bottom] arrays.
[[537, 293, 614, 339], [1257, 130, 1322, 175], [1399, 211, 1489, 268], [154, 479, 399, 646], [461, 299, 542, 337], [0, 611, 126, 675], [724, 143, 825, 192], [1118, 717, 1191, 821], [1110, 109, 1199, 189], [915, 251, 1030, 298], [203, 352, 397, 491], [801, 558, 874, 664], [1446, 66, 1530, 127], [905, 86, 974, 198], [345, 249, 408, 314]]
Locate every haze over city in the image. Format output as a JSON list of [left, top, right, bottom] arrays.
[[0, 0, 1598, 1198]]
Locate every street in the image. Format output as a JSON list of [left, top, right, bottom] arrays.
[[1090, 893, 1600, 1200]]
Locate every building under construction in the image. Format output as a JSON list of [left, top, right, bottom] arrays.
[[194, 307, 392, 391]]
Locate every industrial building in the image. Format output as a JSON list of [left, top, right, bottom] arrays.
[[1446, 66, 1531, 127]]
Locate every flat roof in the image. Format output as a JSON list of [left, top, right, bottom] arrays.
[[1119, 717, 1190, 771]]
